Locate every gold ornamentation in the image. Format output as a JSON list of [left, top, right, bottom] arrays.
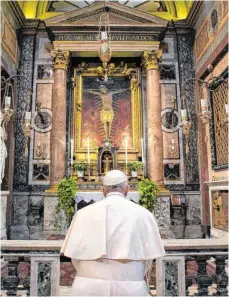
[[51, 50, 69, 70], [200, 105, 211, 125], [180, 119, 192, 154], [213, 192, 225, 227], [142, 50, 162, 71], [130, 73, 140, 95], [73, 67, 142, 159]]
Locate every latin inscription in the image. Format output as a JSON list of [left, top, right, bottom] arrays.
[[56, 34, 156, 42]]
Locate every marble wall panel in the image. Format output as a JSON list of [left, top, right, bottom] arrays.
[[36, 83, 52, 110], [163, 132, 179, 159], [43, 196, 58, 231], [34, 131, 51, 160], [154, 196, 171, 229], [161, 83, 177, 110], [186, 194, 202, 225]]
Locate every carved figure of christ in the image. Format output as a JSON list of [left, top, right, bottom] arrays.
[[84, 86, 129, 140]]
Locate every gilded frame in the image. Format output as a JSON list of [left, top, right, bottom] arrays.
[[72, 68, 142, 160]]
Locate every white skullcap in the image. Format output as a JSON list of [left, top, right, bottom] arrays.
[[103, 170, 127, 186]]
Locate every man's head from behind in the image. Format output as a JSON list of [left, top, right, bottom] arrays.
[[102, 170, 128, 197]]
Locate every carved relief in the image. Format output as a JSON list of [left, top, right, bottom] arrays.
[[51, 50, 69, 70]]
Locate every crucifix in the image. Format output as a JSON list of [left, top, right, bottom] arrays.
[[102, 156, 113, 173]]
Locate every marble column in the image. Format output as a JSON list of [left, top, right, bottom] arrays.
[[142, 50, 164, 183], [49, 50, 69, 187]]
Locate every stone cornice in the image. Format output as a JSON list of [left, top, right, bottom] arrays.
[[174, 1, 203, 29]]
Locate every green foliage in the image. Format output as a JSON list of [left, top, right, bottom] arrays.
[[56, 177, 78, 228], [138, 179, 159, 212], [127, 161, 143, 172], [73, 162, 88, 172]]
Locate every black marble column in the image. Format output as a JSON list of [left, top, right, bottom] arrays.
[[177, 34, 199, 184], [13, 34, 35, 191]]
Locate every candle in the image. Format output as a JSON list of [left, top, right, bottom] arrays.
[[5, 96, 11, 107], [141, 138, 144, 164], [125, 138, 128, 169], [171, 139, 175, 144], [101, 31, 108, 40], [201, 99, 208, 107], [181, 109, 187, 119], [25, 111, 31, 120], [225, 104, 229, 113], [70, 139, 74, 167], [87, 137, 90, 165]]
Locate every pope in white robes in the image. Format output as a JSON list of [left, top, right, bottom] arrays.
[[61, 170, 165, 296]]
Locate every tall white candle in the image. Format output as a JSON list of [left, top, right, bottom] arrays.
[[225, 104, 229, 113], [70, 139, 74, 167], [201, 99, 208, 107], [181, 109, 187, 119], [87, 137, 90, 165], [101, 31, 108, 40], [5, 96, 11, 107], [25, 111, 31, 120], [141, 138, 144, 165], [125, 138, 128, 168]]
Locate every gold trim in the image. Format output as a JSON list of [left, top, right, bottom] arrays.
[[142, 50, 162, 70], [50, 50, 70, 70], [72, 67, 142, 161], [45, 184, 58, 193]]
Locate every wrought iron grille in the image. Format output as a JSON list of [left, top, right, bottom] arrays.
[[212, 81, 228, 167]]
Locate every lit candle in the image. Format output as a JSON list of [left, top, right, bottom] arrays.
[[25, 112, 31, 120], [181, 109, 187, 119], [70, 139, 74, 167], [201, 99, 208, 107], [87, 137, 90, 165], [225, 104, 229, 113], [5, 96, 11, 107], [141, 138, 144, 165], [125, 138, 128, 169], [101, 31, 108, 40]]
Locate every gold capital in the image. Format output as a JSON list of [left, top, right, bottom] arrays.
[[51, 50, 70, 70], [142, 50, 162, 71]]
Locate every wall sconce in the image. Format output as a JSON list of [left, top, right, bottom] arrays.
[[23, 111, 32, 157], [180, 109, 192, 154], [180, 64, 227, 155]]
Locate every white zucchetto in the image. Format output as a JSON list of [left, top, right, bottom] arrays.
[[103, 170, 127, 186]]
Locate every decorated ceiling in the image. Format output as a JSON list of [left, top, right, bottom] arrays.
[[18, 0, 193, 20]]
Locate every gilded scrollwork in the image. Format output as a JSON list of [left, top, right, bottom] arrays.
[[72, 67, 142, 155], [51, 50, 69, 70], [142, 50, 162, 70]]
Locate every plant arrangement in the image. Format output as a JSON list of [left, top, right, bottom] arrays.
[[56, 176, 78, 229], [127, 161, 143, 172], [138, 179, 159, 212], [73, 162, 88, 172]]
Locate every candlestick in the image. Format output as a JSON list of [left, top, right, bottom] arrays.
[[87, 137, 90, 180], [70, 139, 74, 168], [125, 138, 128, 174], [141, 138, 144, 177]]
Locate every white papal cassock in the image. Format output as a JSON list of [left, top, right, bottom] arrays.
[[61, 192, 165, 296]]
